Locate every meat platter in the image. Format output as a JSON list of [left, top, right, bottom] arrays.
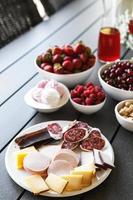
[[5, 120, 115, 197]]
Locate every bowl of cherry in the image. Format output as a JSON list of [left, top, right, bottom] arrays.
[[70, 82, 106, 115], [35, 42, 96, 87], [98, 60, 133, 101]]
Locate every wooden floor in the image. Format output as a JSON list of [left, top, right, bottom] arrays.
[[0, 0, 133, 199]]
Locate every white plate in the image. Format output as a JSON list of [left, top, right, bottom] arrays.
[[5, 120, 114, 197]]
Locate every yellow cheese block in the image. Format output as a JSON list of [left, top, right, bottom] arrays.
[[71, 164, 95, 187], [25, 174, 49, 194], [62, 175, 83, 191], [15, 146, 37, 169], [45, 173, 68, 194]]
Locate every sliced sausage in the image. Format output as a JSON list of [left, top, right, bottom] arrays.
[[53, 149, 79, 168], [47, 123, 63, 140], [61, 141, 79, 150], [64, 128, 88, 143], [80, 137, 105, 151], [89, 129, 101, 139], [48, 160, 73, 176], [23, 152, 51, 174]]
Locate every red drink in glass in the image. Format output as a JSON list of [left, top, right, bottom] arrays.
[[98, 27, 120, 62]]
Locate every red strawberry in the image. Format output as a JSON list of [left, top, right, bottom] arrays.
[[86, 82, 94, 88], [64, 56, 72, 62], [72, 98, 82, 104], [94, 86, 102, 93], [43, 65, 53, 73], [87, 55, 96, 67], [72, 58, 82, 69], [71, 90, 79, 98], [80, 53, 88, 63], [36, 55, 42, 66], [41, 52, 52, 63], [40, 63, 49, 69], [52, 54, 62, 63], [63, 45, 74, 56], [83, 90, 90, 97], [53, 63, 63, 74], [74, 42, 86, 54], [52, 46, 62, 55], [62, 60, 73, 72]]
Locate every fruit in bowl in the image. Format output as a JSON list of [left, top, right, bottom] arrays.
[[35, 42, 96, 87], [98, 60, 133, 101], [70, 82, 106, 114]]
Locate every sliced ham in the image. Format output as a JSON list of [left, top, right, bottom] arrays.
[[48, 160, 74, 176], [23, 152, 51, 174], [53, 149, 79, 168]]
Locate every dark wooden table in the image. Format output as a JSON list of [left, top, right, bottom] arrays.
[[0, 0, 133, 199]]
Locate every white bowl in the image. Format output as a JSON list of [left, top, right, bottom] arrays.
[[115, 99, 133, 132], [70, 97, 106, 115], [24, 82, 70, 113], [35, 60, 94, 88], [98, 60, 133, 101]]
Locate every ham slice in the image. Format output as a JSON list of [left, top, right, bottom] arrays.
[[48, 160, 74, 176], [53, 149, 79, 168], [23, 152, 51, 174]]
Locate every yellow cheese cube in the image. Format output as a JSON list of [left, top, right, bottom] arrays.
[[45, 173, 68, 194], [15, 146, 37, 169], [74, 163, 96, 176], [71, 170, 93, 187], [25, 175, 49, 194], [62, 175, 83, 191]]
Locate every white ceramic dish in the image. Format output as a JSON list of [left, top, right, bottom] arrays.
[[98, 60, 133, 101], [35, 60, 94, 88], [5, 120, 114, 197], [115, 100, 133, 132], [24, 83, 70, 113], [70, 97, 106, 115]]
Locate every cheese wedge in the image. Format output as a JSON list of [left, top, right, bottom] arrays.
[[25, 175, 49, 194], [62, 175, 83, 191], [15, 146, 37, 169], [45, 173, 68, 194], [71, 164, 95, 187]]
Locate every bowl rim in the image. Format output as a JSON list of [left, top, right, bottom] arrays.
[[115, 99, 133, 123], [98, 59, 133, 94], [70, 95, 107, 108], [35, 58, 95, 77], [24, 82, 70, 110]]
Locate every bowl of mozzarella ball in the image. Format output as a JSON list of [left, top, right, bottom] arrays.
[[24, 79, 70, 113]]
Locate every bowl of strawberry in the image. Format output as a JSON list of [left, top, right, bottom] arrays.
[[36, 42, 96, 87], [70, 82, 106, 114]]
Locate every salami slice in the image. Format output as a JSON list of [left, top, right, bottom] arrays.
[[47, 123, 63, 140], [89, 130, 101, 139], [73, 121, 91, 131], [61, 141, 79, 150], [80, 137, 105, 151], [64, 128, 88, 143]]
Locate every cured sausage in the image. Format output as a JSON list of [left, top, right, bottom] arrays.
[[89, 129, 101, 139], [47, 123, 63, 140], [61, 141, 78, 150], [73, 121, 91, 130], [64, 128, 88, 143], [80, 137, 105, 151], [48, 160, 73, 176], [23, 152, 51, 174], [53, 149, 79, 168]]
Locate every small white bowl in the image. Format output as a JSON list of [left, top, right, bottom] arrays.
[[24, 82, 70, 113], [115, 99, 133, 132], [98, 60, 133, 101], [70, 97, 106, 115], [35, 60, 94, 88]]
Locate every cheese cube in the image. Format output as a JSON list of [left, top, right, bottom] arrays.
[[62, 175, 83, 191], [71, 164, 95, 187], [25, 175, 49, 194], [45, 173, 68, 194], [15, 146, 37, 169]]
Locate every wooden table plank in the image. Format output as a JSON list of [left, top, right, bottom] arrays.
[[0, 0, 95, 73], [0, 0, 104, 106]]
